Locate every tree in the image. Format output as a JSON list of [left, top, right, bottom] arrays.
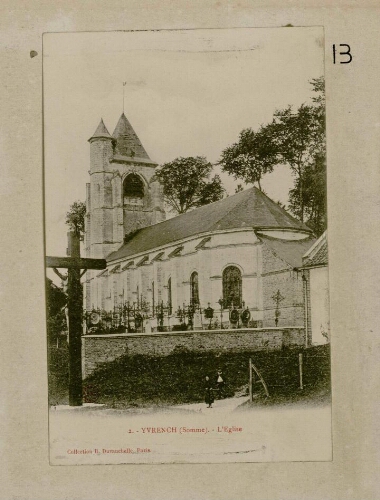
[[218, 76, 326, 234], [310, 76, 325, 105], [65, 201, 86, 237], [271, 102, 325, 223], [219, 124, 277, 191], [46, 278, 67, 347], [289, 152, 326, 236], [275, 77, 326, 233], [154, 156, 225, 214]]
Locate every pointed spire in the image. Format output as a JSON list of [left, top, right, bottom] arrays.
[[112, 113, 150, 159], [88, 118, 112, 142]]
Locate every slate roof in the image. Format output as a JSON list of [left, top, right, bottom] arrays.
[[258, 233, 317, 269], [302, 231, 328, 268], [112, 113, 151, 159], [88, 118, 112, 141], [107, 187, 312, 263]]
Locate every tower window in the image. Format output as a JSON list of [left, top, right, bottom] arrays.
[[222, 266, 242, 308], [123, 173, 144, 199]]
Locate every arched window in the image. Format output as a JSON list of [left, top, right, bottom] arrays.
[[190, 272, 199, 306], [123, 173, 144, 199], [222, 266, 242, 308]]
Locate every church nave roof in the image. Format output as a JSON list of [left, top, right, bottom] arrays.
[[107, 187, 312, 263]]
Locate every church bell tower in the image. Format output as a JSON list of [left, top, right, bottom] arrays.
[[84, 112, 165, 308], [85, 112, 165, 261]]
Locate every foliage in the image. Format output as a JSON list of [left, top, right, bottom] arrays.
[[65, 200, 86, 236], [219, 125, 277, 191], [154, 156, 225, 214], [46, 278, 67, 346], [48, 345, 69, 405], [288, 152, 326, 235], [218, 76, 326, 235], [292, 78, 325, 233], [46, 278, 67, 316], [83, 345, 330, 408], [46, 279, 69, 404], [271, 77, 326, 228], [310, 76, 325, 105]]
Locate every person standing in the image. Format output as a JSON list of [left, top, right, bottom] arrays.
[[216, 369, 226, 399], [204, 376, 214, 408]]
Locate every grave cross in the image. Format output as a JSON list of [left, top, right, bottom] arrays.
[[46, 231, 106, 406]]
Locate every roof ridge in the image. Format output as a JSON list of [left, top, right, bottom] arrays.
[[207, 188, 253, 231], [257, 189, 310, 230]]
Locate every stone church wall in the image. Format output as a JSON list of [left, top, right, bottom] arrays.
[[95, 231, 261, 314], [261, 244, 304, 327], [82, 327, 305, 377]]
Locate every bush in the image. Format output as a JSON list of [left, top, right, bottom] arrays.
[[48, 345, 69, 405], [82, 345, 330, 407]]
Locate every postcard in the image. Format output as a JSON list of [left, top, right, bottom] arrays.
[[43, 27, 332, 465], [4, 2, 380, 498]]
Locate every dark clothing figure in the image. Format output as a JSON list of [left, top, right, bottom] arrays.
[[204, 376, 214, 408], [216, 370, 226, 399]]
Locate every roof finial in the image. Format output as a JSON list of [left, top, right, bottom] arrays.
[[122, 82, 126, 114]]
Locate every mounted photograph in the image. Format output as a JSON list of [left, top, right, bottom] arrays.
[[43, 27, 330, 464]]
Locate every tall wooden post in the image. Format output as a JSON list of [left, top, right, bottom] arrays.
[[249, 358, 253, 402], [67, 231, 83, 406], [46, 241, 106, 407], [299, 353, 304, 390]]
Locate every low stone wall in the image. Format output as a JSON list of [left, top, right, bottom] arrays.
[[82, 327, 305, 377]]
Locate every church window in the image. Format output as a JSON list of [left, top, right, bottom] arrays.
[[123, 173, 144, 199], [190, 272, 199, 306], [167, 277, 172, 315], [222, 266, 242, 308]]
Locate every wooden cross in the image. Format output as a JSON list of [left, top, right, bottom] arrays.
[[46, 231, 106, 406]]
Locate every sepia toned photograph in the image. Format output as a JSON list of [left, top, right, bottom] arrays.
[[44, 27, 331, 464]]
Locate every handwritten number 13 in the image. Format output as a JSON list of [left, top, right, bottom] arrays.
[[333, 44, 352, 64]]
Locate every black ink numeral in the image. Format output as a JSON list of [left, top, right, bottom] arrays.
[[333, 44, 352, 64]]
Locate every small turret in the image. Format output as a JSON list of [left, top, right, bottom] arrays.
[[88, 118, 113, 143], [88, 118, 113, 173]]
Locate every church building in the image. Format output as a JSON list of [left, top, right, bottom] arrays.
[[84, 113, 317, 331]]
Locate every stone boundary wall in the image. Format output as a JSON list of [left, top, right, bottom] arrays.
[[83, 327, 305, 377]]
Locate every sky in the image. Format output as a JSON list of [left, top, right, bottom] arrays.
[[43, 27, 324, 262]]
